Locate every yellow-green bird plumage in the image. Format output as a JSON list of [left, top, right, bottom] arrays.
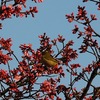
[[42, 50, 58, 67]]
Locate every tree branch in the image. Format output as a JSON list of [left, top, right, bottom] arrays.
[[79, 66, 99, 100]]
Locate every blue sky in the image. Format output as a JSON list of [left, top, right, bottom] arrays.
[[0, 0, 100, 99]]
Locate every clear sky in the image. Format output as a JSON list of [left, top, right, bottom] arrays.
[[0, 0, 100, 99]]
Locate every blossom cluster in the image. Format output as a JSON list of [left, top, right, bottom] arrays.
[[0, 38, 12, 64], [0, 33, 66, 99], [0, 0, 43, 29]]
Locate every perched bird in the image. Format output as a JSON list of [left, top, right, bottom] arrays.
[[41, 50, 58, 68]]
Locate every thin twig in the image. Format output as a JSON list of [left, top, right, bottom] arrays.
[[12, 52, 20, 64]]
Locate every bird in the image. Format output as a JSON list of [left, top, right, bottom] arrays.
[[41, 50, 58, 68]]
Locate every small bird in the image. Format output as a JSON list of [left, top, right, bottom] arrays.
[[41, 50, 58, 68]]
